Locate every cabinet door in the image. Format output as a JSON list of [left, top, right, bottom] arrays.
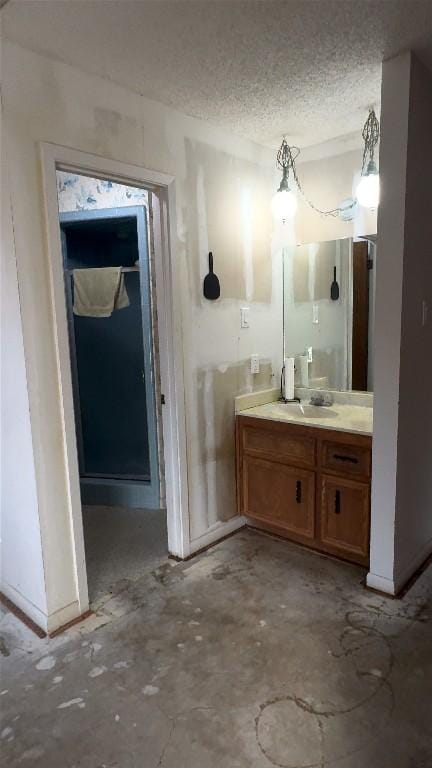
[[243, 455, 315, 541], [319, 474, 370, 564]]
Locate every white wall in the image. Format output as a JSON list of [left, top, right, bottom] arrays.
[[393, 55, 432, 589], [367, 54, 410, 594], [1, 41, 281, 629], [368, 52, 432, 594], [1, 171, 47, 626]]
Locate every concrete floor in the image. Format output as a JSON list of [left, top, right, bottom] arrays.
[[82, 505, 167, 602], [1, 529, 431, 767]]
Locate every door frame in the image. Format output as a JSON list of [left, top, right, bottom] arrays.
[[351, 240, 370, 391], [60, 206, 160, 509], [40, 143, 191, 613]]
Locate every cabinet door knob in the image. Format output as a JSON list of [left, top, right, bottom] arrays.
[[296, 480, 302, 504], [334, 489, 341, 514]]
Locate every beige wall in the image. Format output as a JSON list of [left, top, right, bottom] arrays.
[[1, 41, 281, 627], [295, 150, 377, 245]]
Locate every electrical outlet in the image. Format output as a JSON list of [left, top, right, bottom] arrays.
[[250, 354, 260, 374], [240, 307, 250, 328]]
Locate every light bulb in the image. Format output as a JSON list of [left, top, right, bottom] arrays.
[[271, 188, 298, 222], [356, 162, 380, 209]]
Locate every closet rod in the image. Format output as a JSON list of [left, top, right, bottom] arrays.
[[66, 266, 139, 275]]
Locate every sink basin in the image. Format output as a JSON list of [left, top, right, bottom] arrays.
[[281, 404, 338, 419]]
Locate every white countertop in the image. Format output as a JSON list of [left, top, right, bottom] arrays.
[[237, 400, 373, 436]]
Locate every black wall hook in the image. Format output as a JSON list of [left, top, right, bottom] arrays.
[[203, 251, 220, 300]]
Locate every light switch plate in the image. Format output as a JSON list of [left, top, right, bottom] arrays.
[[240, 307, 250, 328]]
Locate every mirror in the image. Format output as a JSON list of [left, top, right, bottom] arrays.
[[283, 237, 376, 392]]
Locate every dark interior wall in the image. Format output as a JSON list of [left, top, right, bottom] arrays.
[[64, 217, 150, 479], [65, 217, 138, 269]]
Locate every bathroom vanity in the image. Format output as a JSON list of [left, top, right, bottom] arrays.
[[236, 234, 376, 567], [236, 401, 372, 566]]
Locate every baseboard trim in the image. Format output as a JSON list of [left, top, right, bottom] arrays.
[[188, 516, 247, 557], [0, 583, 86, 635], [366, 572, 396, 595], [0, 582, 48, 634], [367, 540, 432, 598], [45, 600, 83, 634], [0, 590, 47, 637], [49, 610, 93, 637]]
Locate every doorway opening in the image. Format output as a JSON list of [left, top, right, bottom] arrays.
[[56, 171, 167, 603]]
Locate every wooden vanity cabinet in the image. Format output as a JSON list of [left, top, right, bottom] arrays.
[[236, 416, 372, 566], [243, 456, 315, 543], [319, 474, 370, 563]]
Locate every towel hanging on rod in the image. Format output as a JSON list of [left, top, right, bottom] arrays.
[[71, 266, 131, 317]]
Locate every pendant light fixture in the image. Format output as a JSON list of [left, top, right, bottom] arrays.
[[271, 140, 299, 222], [271, 139, 356, 222], [356, 108, 380, 209], [272, 108, 380, 222]]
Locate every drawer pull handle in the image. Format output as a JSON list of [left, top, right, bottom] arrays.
[[334, 489, 341, 514], [296, 480, 302, 504], [333, 453, 358, 464]]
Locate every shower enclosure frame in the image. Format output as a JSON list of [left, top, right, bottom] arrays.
[[60, 206, 160, 509]]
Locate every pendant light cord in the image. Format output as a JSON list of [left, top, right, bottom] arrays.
[[291, 162, 350, 218], [276, 139, 354, 219], [274, 108, 379, 220]]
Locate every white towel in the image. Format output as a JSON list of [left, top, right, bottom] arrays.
[[73, 267, 130, 317]]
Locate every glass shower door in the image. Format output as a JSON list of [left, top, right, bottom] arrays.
[[73, 271, 150, 480]]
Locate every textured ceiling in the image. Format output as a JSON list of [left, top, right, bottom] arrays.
[[3, 0, 432, 148]]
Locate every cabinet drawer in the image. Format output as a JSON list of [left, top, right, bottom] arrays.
[[319, 474, 370, 564], [243, 455, 315, 540], [241, 422, 315, 467], [321, 440, 371, 478]]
